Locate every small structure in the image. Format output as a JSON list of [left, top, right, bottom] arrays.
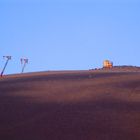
[[103, 60, 113, 68]]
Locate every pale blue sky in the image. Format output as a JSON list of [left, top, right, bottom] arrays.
[[0, 0, 140, 74]]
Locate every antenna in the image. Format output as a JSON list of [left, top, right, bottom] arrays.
[[21, 58, 28, 73], [1, 56, 12, 77]]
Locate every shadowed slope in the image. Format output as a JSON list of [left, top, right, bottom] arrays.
[[0, 71, 140, 140]]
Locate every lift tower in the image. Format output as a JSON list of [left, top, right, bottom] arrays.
[[1, 56, 12, 77], [21, 58, 28, 73]]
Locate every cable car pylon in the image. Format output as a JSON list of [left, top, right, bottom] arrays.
[[21, 58, 28, 73], [1, 56, 12, 77]]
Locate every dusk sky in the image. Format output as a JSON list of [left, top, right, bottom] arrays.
[[0, 0, 140, 74]]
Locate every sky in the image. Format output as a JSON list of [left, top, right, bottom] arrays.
[[0, 0, 140, 74]]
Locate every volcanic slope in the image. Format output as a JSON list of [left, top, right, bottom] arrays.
[[0, 70, 140, 140]]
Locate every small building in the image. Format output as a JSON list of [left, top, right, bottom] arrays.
[[103, 60, 113, 68]]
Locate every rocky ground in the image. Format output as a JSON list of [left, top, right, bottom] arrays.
[[0, 67, 140, 140]]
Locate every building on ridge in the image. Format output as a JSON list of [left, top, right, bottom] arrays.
[[103, 60, 113, 68]]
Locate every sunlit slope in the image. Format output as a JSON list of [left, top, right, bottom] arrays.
[[0, 70, 140, 140]]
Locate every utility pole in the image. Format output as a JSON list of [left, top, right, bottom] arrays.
[[1, 56, 12, 77], [21, 58, 28, 73]]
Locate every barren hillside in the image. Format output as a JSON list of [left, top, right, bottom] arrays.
[[0, 69, 140, 140]]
